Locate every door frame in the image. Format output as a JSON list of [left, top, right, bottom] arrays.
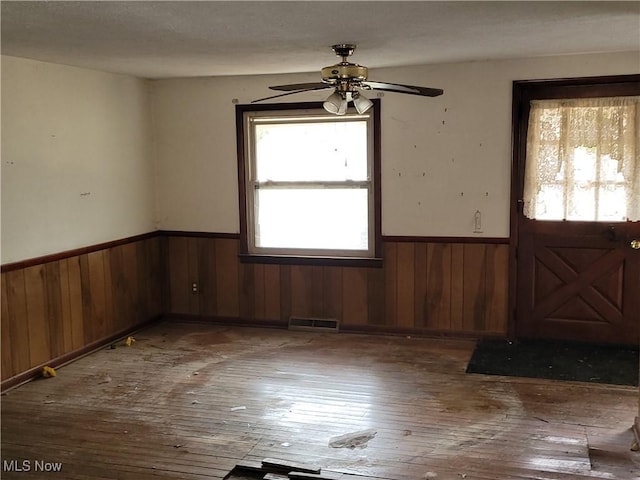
[[508, 74, 640, 339]]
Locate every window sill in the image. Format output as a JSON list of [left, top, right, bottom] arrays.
[[239, 254, 383, 268]]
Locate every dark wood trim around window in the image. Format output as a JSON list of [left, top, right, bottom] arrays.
[[238, 253, 383, 268], [235, 100, 383, 266], [372, 97, 383, 259]]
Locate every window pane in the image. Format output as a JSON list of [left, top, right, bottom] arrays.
[[600, 155, 625, 182], [572, 147, 596, 183], [567, 185, 596, 220], [256, 188, 369, 250], [598, 185, 627, 221], [255, 121, 368, 182], [535, 184, 565, 220]]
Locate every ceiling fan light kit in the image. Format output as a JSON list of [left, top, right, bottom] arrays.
[[323, 90, 348, 115], [352, 92, 374, 115], [252, 44, 443, 114]]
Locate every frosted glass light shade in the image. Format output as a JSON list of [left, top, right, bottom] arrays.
[[324, 91, 347, 115], [353, 93, 374, 114]]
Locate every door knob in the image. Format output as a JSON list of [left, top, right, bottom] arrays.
[[631, 239, 640, 250]]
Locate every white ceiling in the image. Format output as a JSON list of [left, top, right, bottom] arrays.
[[1, 1, 639, 79]]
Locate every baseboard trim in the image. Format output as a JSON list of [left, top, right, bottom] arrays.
[[0, 316, 162, 392], [163, 314, 288, 330]]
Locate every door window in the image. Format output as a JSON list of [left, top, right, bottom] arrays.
[[523, 96, 639, 221]]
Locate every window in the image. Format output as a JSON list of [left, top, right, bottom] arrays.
[[236, 102, 381, 263], [523, 96, 639, 221]]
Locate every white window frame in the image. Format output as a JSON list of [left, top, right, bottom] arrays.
[[237, 102, 380, 262]]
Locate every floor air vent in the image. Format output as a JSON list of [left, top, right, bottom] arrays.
[[288, 317, 340, 333]]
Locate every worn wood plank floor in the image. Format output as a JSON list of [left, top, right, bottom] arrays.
[[2, 322, 639, 479]]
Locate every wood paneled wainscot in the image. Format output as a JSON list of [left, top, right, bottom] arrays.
[[165, 234, 509, 336], [2, 233, 508, 389], [1, 234, 165, 389]]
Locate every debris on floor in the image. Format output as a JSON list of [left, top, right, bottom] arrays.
[[328, 428, 377, 449], [231, 405, 247, 411], [125, 336, 136, 346], [42, 366, 56, 378]]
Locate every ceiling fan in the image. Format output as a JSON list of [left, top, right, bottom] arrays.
[[252, 44, 444, 115]]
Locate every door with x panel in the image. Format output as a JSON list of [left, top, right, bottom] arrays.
[[513, 77, 640, 346], [517, 220, 640, 344]]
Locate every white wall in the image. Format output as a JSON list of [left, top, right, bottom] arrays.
[[2, 51, 636, 263], [151, 51, 639, 238], [1, 56, 155, 264]]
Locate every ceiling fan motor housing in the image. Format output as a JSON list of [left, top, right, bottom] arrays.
[[321, 64, 368, 84]]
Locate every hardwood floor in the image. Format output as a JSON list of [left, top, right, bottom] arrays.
[[2, 322, 638, 479]]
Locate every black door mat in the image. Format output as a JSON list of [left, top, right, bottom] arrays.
[[465, 339, 639, 386]]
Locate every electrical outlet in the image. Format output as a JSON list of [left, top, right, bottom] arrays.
[[191, 282, 199, 294]]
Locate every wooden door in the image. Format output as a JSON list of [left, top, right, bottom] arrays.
[[516, 219, 640, 344], [512, 76, 640, 346]]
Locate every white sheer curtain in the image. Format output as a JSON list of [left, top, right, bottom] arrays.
[[523, 96, 640, 221]]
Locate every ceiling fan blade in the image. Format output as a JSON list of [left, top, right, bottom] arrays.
[[251, 86, 331, 103], [268, 82, 330, 92], [362, 81, 443, 97]]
